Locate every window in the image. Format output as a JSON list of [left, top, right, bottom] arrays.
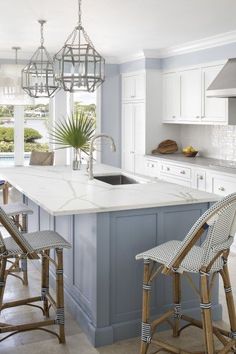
[[73, 92, 97, 162], [24, 98, 50, 163], [0, 105, 14, 166]]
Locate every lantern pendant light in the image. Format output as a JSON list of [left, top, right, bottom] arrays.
[[0, 47, 34, 105], [22, 20, 60, 98], [54, 0, 105, 93]]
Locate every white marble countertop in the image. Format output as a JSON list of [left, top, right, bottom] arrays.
[[0, 164, 218, 216], [146, 153, 236, 175]]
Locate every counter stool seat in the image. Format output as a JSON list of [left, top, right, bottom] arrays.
[[136, 240, 225, 274], [0, 206, 71, 344], [2, 230, 71, 255], [136, 193, 236, 354]]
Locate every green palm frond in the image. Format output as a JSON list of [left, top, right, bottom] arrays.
[[50, 112, 95, 154]]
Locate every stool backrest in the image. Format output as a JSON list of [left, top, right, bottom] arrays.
[[166, 193, 236, 271], [0, 207, 38, 259], [29, 151, 54, 166]]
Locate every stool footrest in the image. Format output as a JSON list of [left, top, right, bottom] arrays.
[[0, 319, 55, 334], [1, 296, 41, 310]]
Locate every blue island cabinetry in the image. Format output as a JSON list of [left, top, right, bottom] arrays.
[[25, 197, 220, 347]]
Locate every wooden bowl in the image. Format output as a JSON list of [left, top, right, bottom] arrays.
[[182, 151, 198, 157]]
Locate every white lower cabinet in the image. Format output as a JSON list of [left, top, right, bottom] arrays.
[[122, 102, 146, 174], [145, 159, 159, 177], [159, 161, 192, 187], [206, 173, 236, 196], [193, 169, 206, 191], [144, 157, 236, 196]]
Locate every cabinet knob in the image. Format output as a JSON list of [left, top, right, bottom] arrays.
[[196, 116, 200, 119], [151, 164, 154, 168], [180, 170, 186, 174], [198, 175, 204, 180], [218, 186, 225, 191], [167, 167, 170, 171], [172, 115, 176, 119]]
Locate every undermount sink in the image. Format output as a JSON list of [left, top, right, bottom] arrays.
[[94, 174, 139, 185]]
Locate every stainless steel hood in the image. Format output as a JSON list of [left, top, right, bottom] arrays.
[[207, 59, 236, 98]]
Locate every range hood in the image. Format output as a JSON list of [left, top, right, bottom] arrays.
[[207, 58, 236, 98]]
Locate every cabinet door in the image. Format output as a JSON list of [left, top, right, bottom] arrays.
[[180, 68, 202, 122], [122, 104, 135, 172], [123, 76, 135, 101], [202, 65, 227, 123], [163, 72, 180, 122], [193, 170, 206, 191], [134, 103, 146, 174], [122, 73, 145, 101]]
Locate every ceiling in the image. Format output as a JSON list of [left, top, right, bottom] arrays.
[[1, 0, 236, 61]]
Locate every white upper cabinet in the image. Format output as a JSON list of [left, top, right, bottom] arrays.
[[162, 72, 180, 122], [201, 65, 227, 123], [122, 72, 145, 101], [180, 68, 202, 122], [162, 62, 236, 125]]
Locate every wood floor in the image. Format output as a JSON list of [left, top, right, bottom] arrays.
[[0, 251, 235, 353]]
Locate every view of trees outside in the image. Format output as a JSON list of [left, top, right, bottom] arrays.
[[0, 92, 96, 166], [0, 103, 50, 154], [73, 91, 97, 161]]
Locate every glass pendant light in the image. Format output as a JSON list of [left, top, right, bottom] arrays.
[[0, 47, 33, 105], [22, 20, 60, 98], [54, 0, 105, 93]]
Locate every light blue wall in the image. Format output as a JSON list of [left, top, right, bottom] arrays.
[[120, 58, 161, 73], [161, 42, 236, 70], [101, 64, 121, 167]]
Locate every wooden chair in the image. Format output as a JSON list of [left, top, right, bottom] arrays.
[[1, 202, 33, 285], [29, 151, 54, 166], [0, 205, 71, 343], [136, 193, 236, 354]]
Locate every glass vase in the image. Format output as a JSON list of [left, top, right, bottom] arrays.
[[72, 148, 81, 170]]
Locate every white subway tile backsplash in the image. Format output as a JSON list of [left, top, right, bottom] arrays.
[[180, 125, 236, 161]]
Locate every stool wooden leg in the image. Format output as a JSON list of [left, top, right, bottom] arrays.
[[220, 260, 236, 342], [173, 272, 181, 337], [56, 248, 65, 344], [21, 214, 28, 286], [2, 182, 9, 205], [140, 260, 152, 354], [41, 250, 50, 317], [0, 258, 7, 309], [200, 272, 215, 354]]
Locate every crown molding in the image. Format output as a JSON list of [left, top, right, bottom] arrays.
[[154, 30, 236, 58], [116, 30, 236, 63]]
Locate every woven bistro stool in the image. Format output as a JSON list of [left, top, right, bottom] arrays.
[[136, 193, 236, 354], [0, 205, 71, 343], [1, 202, 33, 286]]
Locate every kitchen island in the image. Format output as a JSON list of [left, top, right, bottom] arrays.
[[0, 164, 220, 347]]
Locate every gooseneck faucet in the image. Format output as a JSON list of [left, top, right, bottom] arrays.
[[88, 134, 116, 180]]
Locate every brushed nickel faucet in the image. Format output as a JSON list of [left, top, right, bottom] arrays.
[[88, 134, 116, 180]]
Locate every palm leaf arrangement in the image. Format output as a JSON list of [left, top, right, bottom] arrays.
[[50, 112, 95, 169]]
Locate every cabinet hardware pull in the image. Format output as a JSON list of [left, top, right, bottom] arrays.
[[198, 175, 204, 180], [196, 116, 200, 119], [167, 167, 170, 171], [218, 187, 225, 191], [180, 170, 186, 174]]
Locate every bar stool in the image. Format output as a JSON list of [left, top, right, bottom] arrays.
[[0, 205, 71, 343], [136, 193, 236, 354], [1, 202, 33, 285]]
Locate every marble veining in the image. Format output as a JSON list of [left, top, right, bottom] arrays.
[[0, 164, 218, 216]]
